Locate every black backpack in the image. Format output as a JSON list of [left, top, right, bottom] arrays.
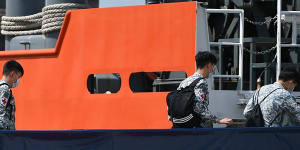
[[166, 77, 202, 123], [245, 88, 280, 127]]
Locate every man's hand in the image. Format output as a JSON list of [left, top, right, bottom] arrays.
[[218, 118, 233, 124]]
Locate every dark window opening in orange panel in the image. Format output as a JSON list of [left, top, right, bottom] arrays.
[[129, 71, 187, 92], [87, 73, 121, 94]]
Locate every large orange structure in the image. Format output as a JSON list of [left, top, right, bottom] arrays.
[[0, 2, 198, 130]]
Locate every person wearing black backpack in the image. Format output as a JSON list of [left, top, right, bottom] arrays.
[[168, 51, 233, 128], [244, 68, 300, 127], [0, 60, 24, 130]]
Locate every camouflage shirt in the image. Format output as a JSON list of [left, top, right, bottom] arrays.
[[244, 82, 300, 127], [177, 72, 218, 128], [0, 80, 15, 130]]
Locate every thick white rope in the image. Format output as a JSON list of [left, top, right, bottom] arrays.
[[1, 3, 86, 36]]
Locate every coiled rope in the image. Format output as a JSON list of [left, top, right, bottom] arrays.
[[1, 3, 86, 36]]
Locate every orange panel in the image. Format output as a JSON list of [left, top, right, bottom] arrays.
[[0, 2, 197, 130]]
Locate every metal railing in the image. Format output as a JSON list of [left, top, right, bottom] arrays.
[[206, 9, 244, 90], [276, 1, 300, 80]]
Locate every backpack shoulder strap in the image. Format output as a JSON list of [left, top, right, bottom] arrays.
[[258, 88, 281, 105], [0, 83, 9, 87], [186, 77, 203, 90]]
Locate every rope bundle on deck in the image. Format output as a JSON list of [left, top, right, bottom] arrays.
[[1, 3, 86, 36]]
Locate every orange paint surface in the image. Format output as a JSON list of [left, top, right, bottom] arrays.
[[0, 2, 197, 130]]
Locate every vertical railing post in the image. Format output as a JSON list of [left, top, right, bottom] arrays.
[[276, 0, 282, 80], [239, 11, 244, 90]]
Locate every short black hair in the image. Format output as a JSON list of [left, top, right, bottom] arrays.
[[3, 60, 24, 77], [279, 67, 300, 84], [195, 51, 217, 69]]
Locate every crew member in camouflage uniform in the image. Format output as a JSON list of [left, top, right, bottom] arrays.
[[172, 51, 233, 128], [244, 68, 300, 127], [0, 60, 24, 130]]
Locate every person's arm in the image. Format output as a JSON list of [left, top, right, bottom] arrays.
[[281, 94, 300, 124], [0, 86, 11, 129], [193, 79, 219, 123]]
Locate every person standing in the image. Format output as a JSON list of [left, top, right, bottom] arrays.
[[244, 68, 300, 127], [171, 51, 233, 128], [0, 60, 24, 130]]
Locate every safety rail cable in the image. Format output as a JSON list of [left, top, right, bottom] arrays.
[[1, 3, 86, 36], [208, 5, 299, 90], [244, 16, 278, 55], [206, 9, 244, 90], [244, 16, 277, 26], [276, 0, 300, 80]]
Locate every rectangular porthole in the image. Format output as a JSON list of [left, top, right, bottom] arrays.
[[87, 73, 121, 94]]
